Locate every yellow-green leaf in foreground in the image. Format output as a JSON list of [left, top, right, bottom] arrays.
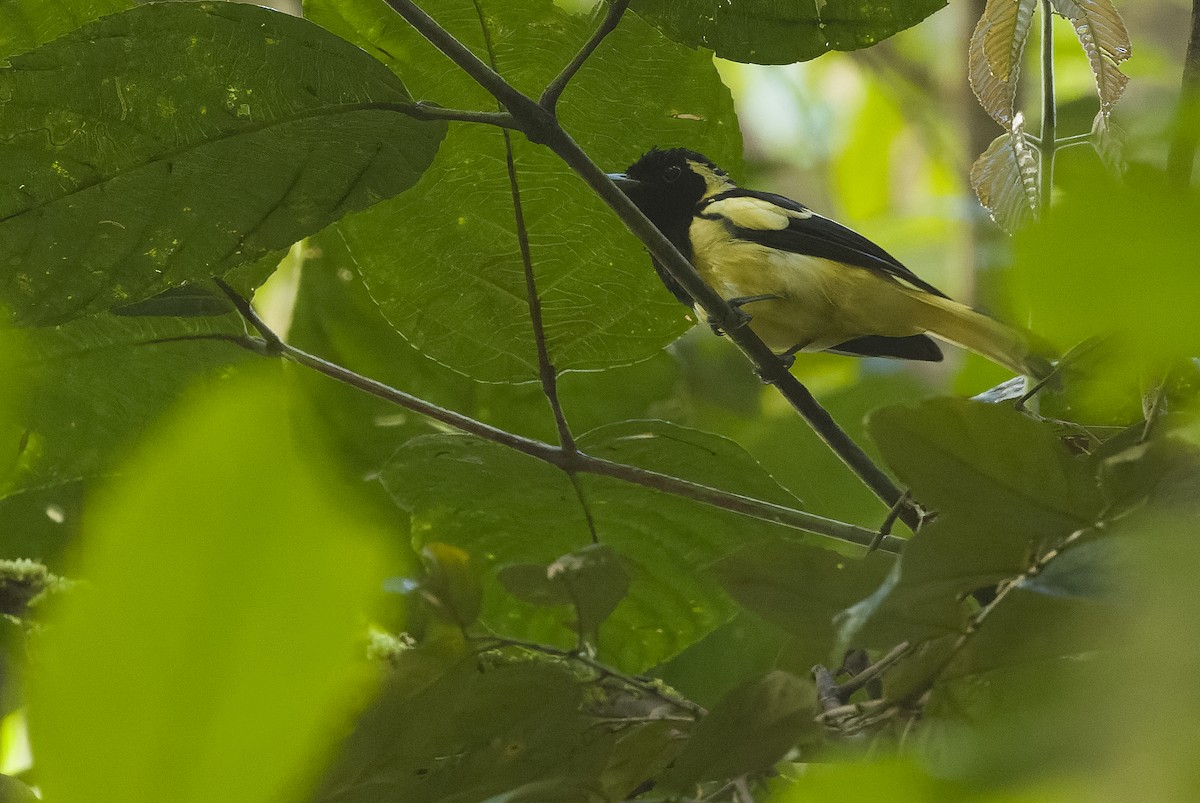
[[28, 371, 392, 803]]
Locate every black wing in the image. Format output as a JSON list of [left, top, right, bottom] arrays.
[[826, 334, 944, 362], [702, 188, 950, 299]]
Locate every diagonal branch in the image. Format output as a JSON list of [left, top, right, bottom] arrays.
[[1168, 0, 1200, 188], [539, 0, 631, 114], [381, 0, 921, 531]]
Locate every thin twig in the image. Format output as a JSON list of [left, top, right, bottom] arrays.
[[473, 635, 706, 716], [539, 0, 631, 114], [502, 128, 577, 452], [381, 0, 921, 532], [226, 336, 904, 552], [214, 278, 281, 352], [1168, 0, 1200, 189], [836, 641, 912, 697], [568, 473, 600, 545]]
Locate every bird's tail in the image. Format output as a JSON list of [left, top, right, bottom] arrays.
[[901, 289, 1054, 380]]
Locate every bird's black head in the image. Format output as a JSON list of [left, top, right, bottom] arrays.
[[607, 148, 731, 252]]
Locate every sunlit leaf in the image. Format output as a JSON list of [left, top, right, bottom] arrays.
[[1051, 0, 1131, 116], [630, 0, 947, 65], [0, 0, 130, 60], [306, 0, 740, 381], [28, 371, 391, 803], [971, 121, 1040, 233], [969, 0, 1036, 126], [0, 2, 443, 325]]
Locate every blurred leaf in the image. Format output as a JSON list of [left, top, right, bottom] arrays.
[[28, 371, 391, 803], [479, 779, 608, 803], [1017, 537, 1120, 599], [599, 720, 680, 801], [660, 670, 818, 791], [381, 420, 803, 671], [0, 774, 38, 803], [969, 0, 1035, 126], [0, 0, 130, 60], [501, 545, 631, 644], [420, 543, 483, 629], [713, 539, 893, 663], [971, 123, 1040, 234], [1010, 174, 1200, 375], [868, 398, 1102, 535], [0, 2, 443, 325], [1051, 0, 1131, 115], [314, 660, 606, 803], [630, 0, 947, 65], [307, 0, 740, 381]]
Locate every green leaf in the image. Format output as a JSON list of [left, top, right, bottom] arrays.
[[868, 398, 1102, 537], [1011, 173, 1200, 377], [659, 670, 818, 791], [314, 660, 605, 803], [630, 0, 947, 65], [1051, 0, 1131, 115], [27, 370, 391, 803], [307, 0, 740, 381], [0, 2, 443, 325], [0, 0, 131, 60], [381, 420, 803, 671], [420, 542, 483, 629], [500, 545, 631, 643], [968, 0, 1036, 126], [769, 760, 976, 802], [713, 539, 893, 665]]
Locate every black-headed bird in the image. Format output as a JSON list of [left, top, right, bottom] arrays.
[[609, 147, 1052, 379]]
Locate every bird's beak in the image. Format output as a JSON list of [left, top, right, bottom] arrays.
[[606, 172, 642, 193]]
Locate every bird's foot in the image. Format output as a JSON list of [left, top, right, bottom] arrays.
[[708, 295, 782, 336]]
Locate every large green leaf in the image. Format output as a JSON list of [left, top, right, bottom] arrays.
[[0, 0, 131, 60], [630, 0, 947, 65], [0, 2, 443, 325], [380, 420, 803, 671], [306, 0, 741, 382], [28, 371, 391, 803], [868, 398, 1102, 537], [313, 660, 608, 803]]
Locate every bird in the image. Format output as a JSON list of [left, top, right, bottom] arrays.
[[608, 147, 1053, 379]]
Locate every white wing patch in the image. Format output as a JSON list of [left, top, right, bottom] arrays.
[[703, 195, 813, 231]]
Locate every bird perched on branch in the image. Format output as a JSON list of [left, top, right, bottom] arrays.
[[609, 147, 1052, 379]]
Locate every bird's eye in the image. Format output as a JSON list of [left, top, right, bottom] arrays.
[[663, 165, 682, 183]]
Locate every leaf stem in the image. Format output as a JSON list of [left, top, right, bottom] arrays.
[[401, 101, 518, 129], [1039, 0, 1056, 214], [539, 0, 631, 114], [1167, 0, 1200, 189]]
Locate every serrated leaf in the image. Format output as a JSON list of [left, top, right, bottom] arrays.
[[0, 0, 131, 60], [1052, 0, 1131, 115], [868, 398, 1102, 537], [0, 2, 443, 325], [969, 0, 1036, 126], [971, 124, 1041, 233], [307, 0, 740, 382], [28, 372, 390, 803], [659, 670, 818, 791], [630, 0, 947, 65], [380, 420, 804, 671]]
